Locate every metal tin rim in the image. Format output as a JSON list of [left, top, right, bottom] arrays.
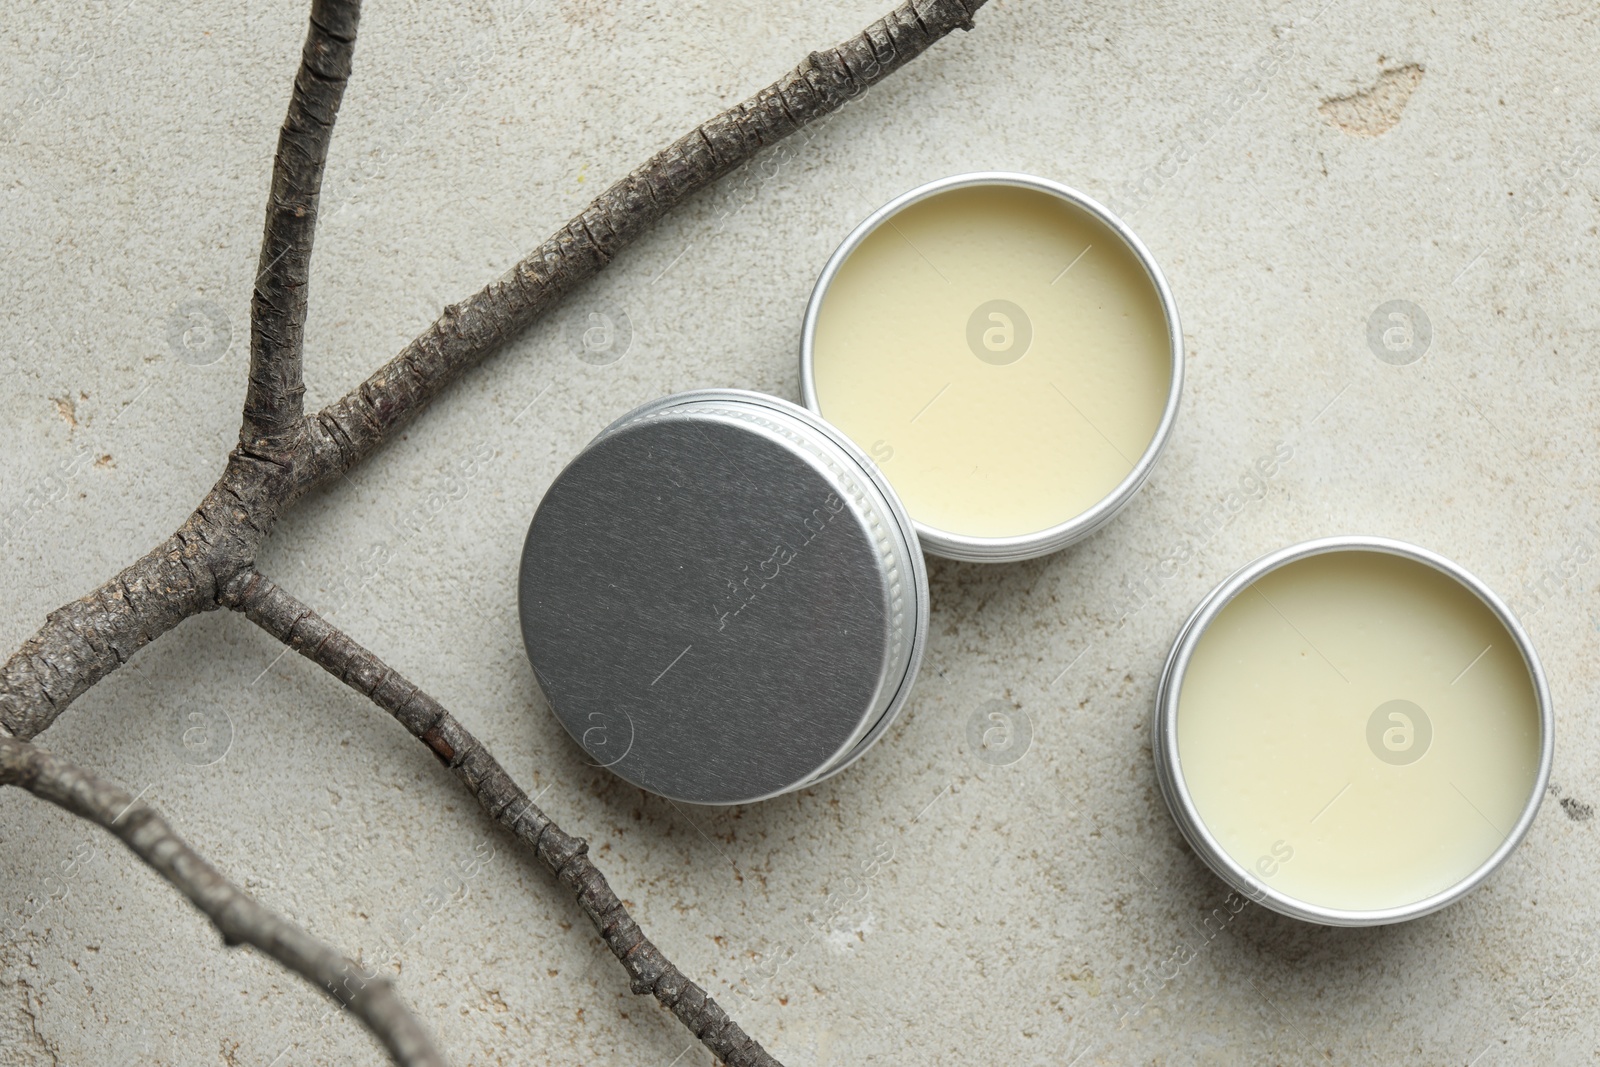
[[1152, 535, 1554, 926], [582, 388, 930, 801], [798, 171, 1184, 563]]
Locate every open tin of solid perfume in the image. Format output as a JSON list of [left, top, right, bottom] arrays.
[[1153, 536, 1553, 926], [518, 389, 928, 805], [800, 172, 1183, 563]]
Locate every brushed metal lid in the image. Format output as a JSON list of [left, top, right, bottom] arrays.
[[518, 389, 928, 805]]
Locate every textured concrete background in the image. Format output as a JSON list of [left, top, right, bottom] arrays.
[[3, 0, 1599, 1063]]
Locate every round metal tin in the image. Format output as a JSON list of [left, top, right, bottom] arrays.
[[799, 171, 1184, 563], [518, 389, 929, 805], [1152, 536, 1554, 926]]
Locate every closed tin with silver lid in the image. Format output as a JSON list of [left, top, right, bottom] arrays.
[[518, 389, 929, 805]]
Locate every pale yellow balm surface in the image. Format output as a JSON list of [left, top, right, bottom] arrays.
[[810, 185, 1171, 539], [1178, 551, 1541, 914]]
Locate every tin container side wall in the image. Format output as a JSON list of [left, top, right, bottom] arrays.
[[799, 171, 1184, 564], [520, 388, 931, 805], [1154, 536, 1554, 927]]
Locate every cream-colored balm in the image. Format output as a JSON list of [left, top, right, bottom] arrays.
[[810, 185, 1172, 539], [1177, 551, 1542, 913]]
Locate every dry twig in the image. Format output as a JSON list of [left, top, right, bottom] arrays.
[[0, 735, 446, 1067], [1, 0, 989, 1062]]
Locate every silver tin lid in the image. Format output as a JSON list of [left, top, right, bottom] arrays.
[[518, 389, 929, 805], [799, 172, 1183, 564], [1151, 536, 1554, 926]]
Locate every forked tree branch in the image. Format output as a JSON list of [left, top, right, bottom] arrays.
[[0, 469, 278, 743], [0, 0, 985, 747], [226, 570, 780, 1067], [0, 736, 446, 1067], [2, 1, 992, 1062]]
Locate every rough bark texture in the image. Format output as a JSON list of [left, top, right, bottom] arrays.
[[297, 0, 983, 493], [230, 572, 783, 1067], [0, 0, 983, 747], [1, 1, 990, 1063], [243, 0, 360, 454], [0, 402, 288, 746], [0, 736, 447, 1067]]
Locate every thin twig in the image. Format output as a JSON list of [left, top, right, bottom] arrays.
[[0, 735, 446, 1067], [227, 570, 781, 1067]]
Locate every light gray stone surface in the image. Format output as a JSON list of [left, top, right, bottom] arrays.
[[4, 1, 1599, 1063]]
